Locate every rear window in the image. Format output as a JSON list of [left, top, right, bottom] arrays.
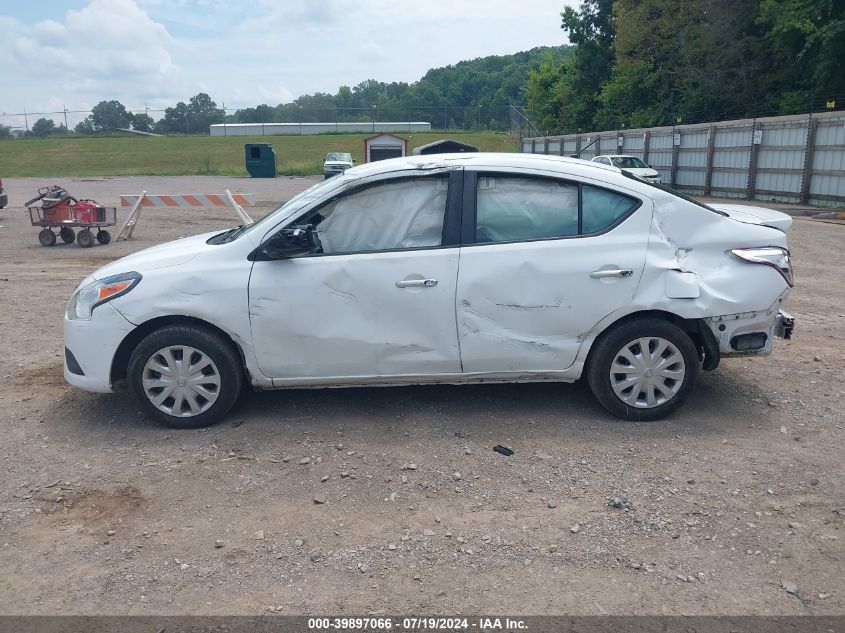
[[622, 171, 727, 216]]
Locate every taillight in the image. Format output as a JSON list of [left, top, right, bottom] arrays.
[[730, 247, 794, 287]]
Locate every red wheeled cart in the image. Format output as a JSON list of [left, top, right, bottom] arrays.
[[26, 186, 117, 248]]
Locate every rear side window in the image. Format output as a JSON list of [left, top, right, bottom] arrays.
[[473, 174, 640, 244], [475, 176, 578, 242], [582, 185, 639, 234]]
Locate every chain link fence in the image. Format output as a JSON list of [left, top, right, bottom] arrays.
[[0, 104, 535, 138]]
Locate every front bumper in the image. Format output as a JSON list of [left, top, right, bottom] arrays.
[[64, 303, 136, 393]]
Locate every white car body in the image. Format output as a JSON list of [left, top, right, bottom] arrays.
[[592, 154, 662, 183], [64, 153, 795, 425]]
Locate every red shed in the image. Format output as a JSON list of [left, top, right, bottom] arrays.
[[363, 132, 409, 163]]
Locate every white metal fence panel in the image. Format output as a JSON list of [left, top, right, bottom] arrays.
[[811, 119, 845, 204], [520, 111, 845, 206]]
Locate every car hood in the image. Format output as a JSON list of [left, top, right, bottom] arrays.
[[709, 203, 793, 232], [89, 230, 224, 281]]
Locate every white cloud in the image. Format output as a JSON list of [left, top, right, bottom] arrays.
[[13, 0, 175, 80], [0, 0, 573, 130]]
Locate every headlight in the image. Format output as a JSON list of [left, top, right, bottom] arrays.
[[66, 272, 142, 320], [730, 247, 793, 287]]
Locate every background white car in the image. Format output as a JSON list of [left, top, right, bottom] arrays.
[[323, 152, 354, 179], [64, 154, 794, 428], [592, 154, 661, 183]]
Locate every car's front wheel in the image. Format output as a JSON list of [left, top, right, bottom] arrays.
[[586, 317, 700, 421], [127, 325, 243, 428]]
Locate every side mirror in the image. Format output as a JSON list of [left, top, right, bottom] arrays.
[[254, 226, 319, 260]]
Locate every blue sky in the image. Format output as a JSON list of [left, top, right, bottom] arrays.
[[0, 0, 572, 129]]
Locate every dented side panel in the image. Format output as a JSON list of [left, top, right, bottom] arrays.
[[576, 191, 791, 365], [456, 202, 653, 373], [109, 241, 267, 386], [249, 249, 462, 381]]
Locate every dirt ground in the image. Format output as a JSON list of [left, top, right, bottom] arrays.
[[0, 176, 842, 616]]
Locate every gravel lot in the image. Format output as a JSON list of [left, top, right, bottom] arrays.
[[0, 176, 842, 616]]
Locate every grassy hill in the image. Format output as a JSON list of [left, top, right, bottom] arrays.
[[0, 132, 518, 177]]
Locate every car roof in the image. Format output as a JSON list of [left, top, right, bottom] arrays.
[[344, 151, 637, 182]]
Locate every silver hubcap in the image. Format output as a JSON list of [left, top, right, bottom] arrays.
[[610, 337, 685, 409], [142, 346, 221, 417]]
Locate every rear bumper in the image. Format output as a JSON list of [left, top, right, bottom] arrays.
[[774, 309, 794, 340], [704, 298, 793, 357]]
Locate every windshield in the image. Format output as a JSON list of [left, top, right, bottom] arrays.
[[229, 176, 347, 241], [611, 156, 649, 169], [326, 152, 352, 162], [622, 171, 727, 216]]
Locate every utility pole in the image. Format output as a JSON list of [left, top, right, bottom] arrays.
[[24, 110, 29, 132], [62, 105, 69, 135]]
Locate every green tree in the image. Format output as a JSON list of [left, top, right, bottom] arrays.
[[157, 93, 224, 134], [156, 101, 189, 134], [90, 100, 133, 131], [758, 0, 845, 111], [559, 0, 616, 131], [187, 92, 225, 132], [75, 118, 95, 135], [596, 0, 771, 129], [0, 123, 12, 139], [526, 54, 566, 133], [31, 118, 57, 138], [131, 113, 155, 132]]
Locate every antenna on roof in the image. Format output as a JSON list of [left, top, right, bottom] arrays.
[[570, 136, 600, 158]]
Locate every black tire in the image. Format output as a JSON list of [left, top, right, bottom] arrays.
[[60, 227, 75, 244], [77, 229, 95, 248], [97, 230, 111, 245], [586, 317, 700, 421], [127, 325, 244, 429], [38, 229, 56, 247]]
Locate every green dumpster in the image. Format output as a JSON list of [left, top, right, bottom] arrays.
[[244, 143, 277, 178]]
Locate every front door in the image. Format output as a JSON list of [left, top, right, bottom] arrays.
[[249, 174, 462, 381]]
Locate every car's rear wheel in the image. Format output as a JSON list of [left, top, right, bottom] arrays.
[[586, 317, 700, 421], [127, 325, 243, 428]]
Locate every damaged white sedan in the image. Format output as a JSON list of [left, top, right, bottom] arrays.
[[64, 154, 795, 428]]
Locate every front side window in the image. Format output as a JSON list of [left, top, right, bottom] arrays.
[[292, 176, 448, 254], [475, 176, 579, 242]]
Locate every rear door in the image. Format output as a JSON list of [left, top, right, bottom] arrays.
[[455, 169, 652, 374]]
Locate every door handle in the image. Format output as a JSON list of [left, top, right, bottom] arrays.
[[395, 278, 438, 288], [590, 269, 633, 279]]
